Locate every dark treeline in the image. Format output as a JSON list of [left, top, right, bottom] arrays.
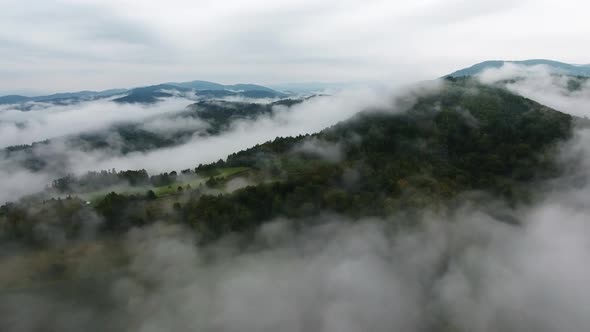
[[0, 79, 575, 246], [52, 169, 147, 193], [187, 98, 305, 134], [51, 169, 190, 193]]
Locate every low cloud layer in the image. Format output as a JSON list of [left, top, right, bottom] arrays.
[[0, 86, 401, 203], [2, 0, 590, 93], [4, 150, 590, 331], [2, 75, 590, 331], [292, 137, 344, 163], [0, 97, 192, 148], [82, 88, 389, 173], [478, 63, 590, 117]]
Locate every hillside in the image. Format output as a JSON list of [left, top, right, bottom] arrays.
[[447, 59, 590, 77], [0, 80, 287, 106], [0, 89, 128, 106], [0, 78, 573, 243]]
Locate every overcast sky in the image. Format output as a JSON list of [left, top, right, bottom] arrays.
[[1, 0, 588, 95]]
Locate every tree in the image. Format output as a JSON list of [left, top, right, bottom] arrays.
[[146, 190, 157, 200]]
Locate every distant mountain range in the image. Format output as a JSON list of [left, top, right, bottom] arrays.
[[0, 89, 128, 105], [447, 59, 590, 77], [4, 60, 588, 106], [0, 80, 287, 106]]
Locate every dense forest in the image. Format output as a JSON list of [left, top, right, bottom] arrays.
[[0, 78, 574, 245]]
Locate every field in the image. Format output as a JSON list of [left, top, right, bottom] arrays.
[[53, 167, 252, 203], [153, 167, 250, 196]]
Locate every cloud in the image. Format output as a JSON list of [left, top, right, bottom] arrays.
[[0, 97, 192, 148], [106, 144, 590, 331], [3, 80, 590, 331], [5, 172, 590, 332], [2, 0, 590, 92], [0, 169, 52, 204], [477, 63, 590, 117], [0, 86, 398, 203], [139, 116, 209, 137], [292, 137, 344, 163], [65, 86, 395, 174]]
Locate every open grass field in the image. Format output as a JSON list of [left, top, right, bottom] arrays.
[[153, 167, 250, 197], [74, 167, 251, 203]]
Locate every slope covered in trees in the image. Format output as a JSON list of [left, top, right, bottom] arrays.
[[190, 78, 571, 235], [0, 78, 574, 245], [447, 59, 590, 77]]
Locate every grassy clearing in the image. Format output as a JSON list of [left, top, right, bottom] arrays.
[[75, 167, 251, 202], [216, 167, 250, 177], [154, 167, 250, 197]]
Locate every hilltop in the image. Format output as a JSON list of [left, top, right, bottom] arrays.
[[0, 80, 287, 106], [1, 78, 573, 243], [447, 59, 590, 77]]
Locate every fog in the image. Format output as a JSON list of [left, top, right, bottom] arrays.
[[96, 80, 590, 332], [2, 74, 590, 331], [0, 97, 193, 148], [0, 70, 583, 204], [81, 88, 389, 173], [3, 138, 590, 331], [0, 169, 52, 204], [0, 86, 398, 203], [122, 185, 590, 332], [478, 63, 590, 117], [292, 137, 344, 163], [6, 68, 582, 203]]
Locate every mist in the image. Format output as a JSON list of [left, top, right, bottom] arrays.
[[478, 63, 590, 117], [0, 97, 195, 148], [4, 141, 590, 332], [2, 72, 590, 331], [0, 86, 400, 203], [81, 88, 389, 173], [86, 83, 590, 332]]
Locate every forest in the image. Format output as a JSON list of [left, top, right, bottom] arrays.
[[0, 78, 574, 246]]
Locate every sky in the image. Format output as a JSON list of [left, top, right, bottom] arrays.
[[1, 0, 589, 95]]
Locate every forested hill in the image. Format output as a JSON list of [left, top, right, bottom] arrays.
[[0, 78, 573, 244], [227, 77, 571, 194], [447, 59, 590, 77], [198, 78, 571, 230]]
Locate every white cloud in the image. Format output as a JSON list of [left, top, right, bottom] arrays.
[[0, 86, 399, 202], [1, 0, 589, 92], [292, 138, 344, 163], [0, 97, 191, 148], [69, 87, 394, 174], [0, 169, 52, 204], [478, 64, 590, 117]]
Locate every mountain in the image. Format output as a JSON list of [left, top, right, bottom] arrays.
[[167, 80, 278, 93], [224, 83, 278, 93], [0, 95, 30, 104], [269, 81, 366, 94], [0, 78, 579, 328], [111, 84, 189, 104], [447, 59, 590, 77], [0, 81, 287, 106], [112, 84, 287, 104], [0, 89, 128, 105], [166, 80, 226, 90], [1, 78, 574, 243]]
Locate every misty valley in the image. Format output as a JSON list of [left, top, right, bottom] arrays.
[[2, 59, 590, 332]]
